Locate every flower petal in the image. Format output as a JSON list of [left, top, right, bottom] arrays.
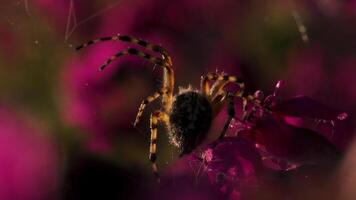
[[272, 96, 344, 120], [250, 117, 342, 165]]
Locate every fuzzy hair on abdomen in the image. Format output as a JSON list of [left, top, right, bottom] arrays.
[[169, 91, 212, 155]]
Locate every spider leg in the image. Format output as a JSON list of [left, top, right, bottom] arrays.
[[241, 93, 263, 121], [219, 92, 235, 139], [161, 58, 174, 113], [210, 79, 226, 100], [210, 73, 245, 100], [208, 74, 244, 118], [200, 74, 212, 95], [211, 89, 256, 140], [201, 72, 245, 101], [99, 48, 169, 71], [200, 72, 222, 97], [98, 47, 175, 111], [76, 34, 175, 111], [215, 91, 255, 120], [149, 110, 169, 182], [76, 34, 174, 68], [76, 34, 168, 55], [134, 88, 169, 126], [216, 91, 260, 122]]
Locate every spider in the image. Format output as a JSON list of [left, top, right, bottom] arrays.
[[76, 34, 252, 181]]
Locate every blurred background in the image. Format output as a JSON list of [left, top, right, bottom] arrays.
[[1, 0, 356, 199]]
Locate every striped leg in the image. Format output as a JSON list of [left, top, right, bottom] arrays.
[[212, 74, 245, 99], [223, 92, 254, 121], [212, 90, 253, 137], [212, 87, 244, 104], [76, 34, 169, 56], [204, 73, 245, 100], [200, 75, 211, 95], [99, 48, 169, 71], [133, 88, 169, 126], [219, 92, 235, 139], [161, 60, 174, 113], [242, 95, 254, 116], [209, 76, 245, 122], [97, 47, 175, 112], [220, 91, 263, 122], [149, 111, 169, 182], [76, 34, 173, 68], [76, 34, 175, 111], [241, 92, 263, 121], [98, 48, 175, 106]]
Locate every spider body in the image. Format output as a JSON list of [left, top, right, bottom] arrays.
[[76, 34, 250, 181], [169, 91, 212, 155]]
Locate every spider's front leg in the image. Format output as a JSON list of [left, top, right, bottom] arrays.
[[241, 91, 264, 121], [134, 88, 169, 126], [149, 110, 169, 182], [76, 34, 171, 57], [216, 90, 262, 138], [216, 92, 236, 139], [99, 48, 169, 71], [201, 72, 244, 140], [204, 72, 245, 100]]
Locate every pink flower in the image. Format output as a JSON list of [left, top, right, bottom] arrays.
[[173, 81, 352, 199], [203, 137, 263, 200], [239, 82, 350, 166]]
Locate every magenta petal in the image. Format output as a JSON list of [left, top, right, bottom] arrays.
[[272, 96, 353, 150], [276, 165, 339, 199], [272, 96, 344, 121], [252, 117, 341, 165], [243, 164, 339, 200], [201, 137, 263, 199], [205, 137, 263, 176]]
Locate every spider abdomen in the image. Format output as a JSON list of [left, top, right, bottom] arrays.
[[169, 91, 212, 155]]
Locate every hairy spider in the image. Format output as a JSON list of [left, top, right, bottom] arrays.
[[76, 34, 250, 180]]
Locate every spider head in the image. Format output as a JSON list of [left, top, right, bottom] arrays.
[[169, 91, 213, 156]]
